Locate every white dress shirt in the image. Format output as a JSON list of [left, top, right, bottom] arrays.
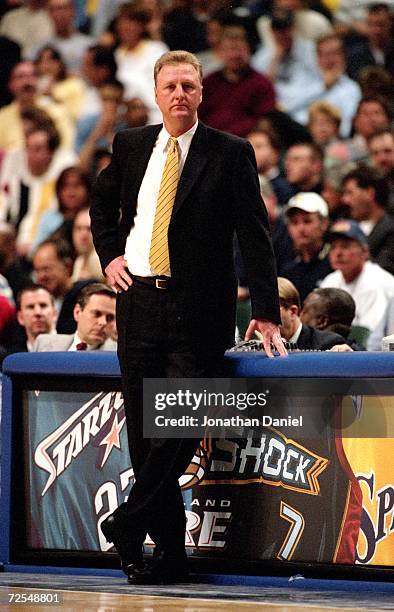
[[124, 121, 198, 277]]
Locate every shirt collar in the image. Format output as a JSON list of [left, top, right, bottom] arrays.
[[70, 333, 99, 351], [289, 322, 303, 344], [158, 120, 198, 153]]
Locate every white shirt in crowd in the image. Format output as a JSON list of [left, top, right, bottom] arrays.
[[320, 261, 394, 333]]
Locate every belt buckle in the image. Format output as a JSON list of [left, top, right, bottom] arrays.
[[155, 278, 167, 289]]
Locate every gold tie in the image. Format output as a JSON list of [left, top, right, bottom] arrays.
[[149, 137, 179, 275]]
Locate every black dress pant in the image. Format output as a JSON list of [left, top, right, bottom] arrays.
[[115, 278, 222, 559]]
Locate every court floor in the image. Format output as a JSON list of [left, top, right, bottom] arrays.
[[0, 572, 393, 611]]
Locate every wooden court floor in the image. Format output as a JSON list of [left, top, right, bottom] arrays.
[[0, 573, 393, 611]]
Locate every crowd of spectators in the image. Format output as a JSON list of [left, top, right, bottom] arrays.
[[0, 0, 393, 359]]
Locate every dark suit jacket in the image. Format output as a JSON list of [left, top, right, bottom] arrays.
[[296, 325, 347, 351], [368, 214, 394, 276], [90, 122, 280, 356]]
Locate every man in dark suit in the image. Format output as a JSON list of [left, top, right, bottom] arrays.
[[278, 277, 349, 351], [90, 50, 286, 585]]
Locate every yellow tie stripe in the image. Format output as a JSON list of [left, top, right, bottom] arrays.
[[149, 137, 179, 275]]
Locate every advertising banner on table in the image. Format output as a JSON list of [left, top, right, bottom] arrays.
[[25, 388, 394, 566]]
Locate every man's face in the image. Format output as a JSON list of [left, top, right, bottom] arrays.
[[155, 63, 202, 128], [287, 210, 326, 251], [317, 38, 344, 72], [26, 131, 54, 176], [48, 0, 74, 32], [247, 132, 278, 173], [116, 16, 145, 46], [74, 294, 116, 346], [329, 238, 367, 280], [72, 209, 93, 255], [285, 146, 314, 186], [342, 179, 373, 221], [368, 133, 394, 174], [354, 102, 389, 139], [33, 244, 70, 297], [309, 112, 338, 146], [300, 292, 323, 328], [219, 38, 250, 72], [367, 9, 391, 47], [9, 62, 37, 98], [279, 304, 298, 340], [17, 289, 56, 339]]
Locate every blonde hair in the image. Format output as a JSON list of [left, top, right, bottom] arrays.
[[308, 101, 341, 128], [154, 50, 203, 84], [277, 277, 301, 310]]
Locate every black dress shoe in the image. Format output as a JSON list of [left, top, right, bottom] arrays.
[[101, 514, 143, 574], [127, 552, 189, 585]]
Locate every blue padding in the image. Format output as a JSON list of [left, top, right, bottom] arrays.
[[2, 352, 121, 378], [3, 351, 394, 378], [224, 351, 394, 378]]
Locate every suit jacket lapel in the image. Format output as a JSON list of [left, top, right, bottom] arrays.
[[172, 121, 208, 217]]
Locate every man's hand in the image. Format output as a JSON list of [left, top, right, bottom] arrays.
[[105, 256, 133, 292], [328, 344, 353, 352], [245, 318, 287, 358]]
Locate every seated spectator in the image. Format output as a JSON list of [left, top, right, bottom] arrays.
[[256, 0, 333, 47], [308, 101, 342, 151], [341, 165, 394, 275], [345, 3, 394, 81], [284, 142, 324, 195], [0, 0, 54, 57], [77, 81, 126, 174], [33, 166, 91, 251], [277, 276, 348, 350], [0, 60, 75, 151], [0, 121, 77, 256], [367, 128, 394, 213], [279, 192, 332, 302], [114, 3, 168, 124], [196, 12, 225, 77], [7, 284, 56, 353], [251, 9, 319, 118], [198, 26, 276, 137], [29, 0, 93, 76], [79, 44, 118, 120], [161, 0, 208, 54], [344, 95, 392, 163], [34, 282, 116, 351], [32, 237, 72, 310], [320, 219, 394, 334], [291, 34, 361, 138], [71, 207, 104, 283], [301, 287, 362, 349], [124, 97, 149, 129], [35, 45, 87, 121], [368, 128, 394, 177], [247, 124, 294, 206], [322, 163, 355, 221], [357, 65, 393, 101], [135, 0, 165, 42]]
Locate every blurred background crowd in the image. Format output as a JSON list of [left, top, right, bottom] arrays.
[[0, 0, 393, 358]]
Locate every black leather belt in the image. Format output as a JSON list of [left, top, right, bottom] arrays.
[[132, 275, 171, 289]]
